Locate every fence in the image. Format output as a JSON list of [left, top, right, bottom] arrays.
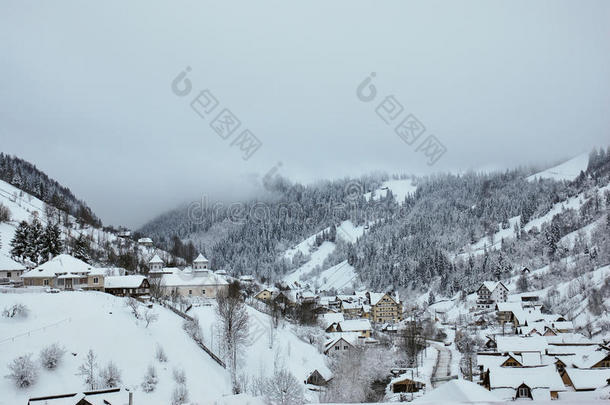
[[161, 302, 226, 368]]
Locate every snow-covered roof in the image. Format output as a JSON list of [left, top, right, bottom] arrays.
[[138, 237, 153, 243], [338, 319, 372, 332], [239, 274, 254, 281], [519, 352, 543, 366], [479, 281, 508, 293], [488, 365, 565, 391], [307, 365, 333, 381], [161, 270, 229, 287], [564, 368, 610, 391], [572, 347, 610, 368], [21, 254, 92, 278], [104, 275, 146, 289], [149, 254, 163, 264], [496, 335, 548, 353], [193, 253, 209, 263], [477, 354, 509, 370], [414, 379, 499, 403], [369, 292, 388, 305], [0, 254, 25, 271], [341, 301, 361, 310], [545, 332, 592, 345], [321, 313, 344, 328]]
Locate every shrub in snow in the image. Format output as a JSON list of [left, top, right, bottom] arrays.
[[0, 202, 10, 223], [143, 309, 159, 328], [126, 297, 140, 319], [172, 367, 187, 385], [77, 349, 98, 390], [2, 303, 29, 319], [264, 368, 304, 405], [182, 317, 203, 344], [156, 344, 168, 363], [6, 354, 39, 388], [99, 361, 122, 388], [141, 364, 158, 393], [171, 384, 189, 405], [40, 343, 66, 369]]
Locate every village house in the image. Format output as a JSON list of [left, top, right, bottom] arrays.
[[323, 335, 356, 355], [367, 292, 402, 323], [0, 254, 26, 285], [137, 237, 153, 247], [21, 254, 94, 290], [477, 281, 508, 310], [254, 288, 275, 302], [561, 368, 610, 391], [484, 365, 565, 400], [336, 319, 372, 338], [27, 387, 132, 405], [104, 275, 150, 297], [304, 367, 333, 386], [389, 375, 426, 393]]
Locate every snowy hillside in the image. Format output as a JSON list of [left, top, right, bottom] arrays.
[[0, 291, 232, 404], [527, 153, 589, 182], [189, 303, 329, 403], [0, 178, 167, 267], [283, 220, 364, 290]]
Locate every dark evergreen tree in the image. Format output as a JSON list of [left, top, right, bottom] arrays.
[[72, 235, 91, 263], [40, 223, 63, 261], [10, 221, 29, 260]]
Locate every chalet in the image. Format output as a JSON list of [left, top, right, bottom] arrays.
[[272, 290, 297, 307], [321, 312, 344, 332], [324, 336, 355, 355], [495, 335, 548, 355], [484, 365, 565, 400], [297, 290, 318, 304], [27, 387, 131, 405], [390, 375, 426, 393], [367, 292, 402, 323], [0, 254, 26, 285], [138, 237, 153, 247], [104, 275, 150, 297], [477, 281, 508, 310], [305, 367, 333, 386], [561, 368, 610, 391], [336, 319, 372, 338], [21, 254, 94, 290], [340, 300, 362, 318], [254, 288, 275, 302]]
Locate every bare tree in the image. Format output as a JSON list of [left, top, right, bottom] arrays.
[[143, 309, 159, 328], [216, 291, 249, 393], [126, 297, 140, 319], [264, 367, 304, 405], [156, 344, 168, 362], [77, 349, 98, 390], [99, 361, 122, 388]]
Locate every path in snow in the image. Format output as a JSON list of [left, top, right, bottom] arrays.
[[430, 343, 453, 388]]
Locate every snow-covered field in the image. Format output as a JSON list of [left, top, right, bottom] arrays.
[[0, 291, 232, 404], [188, 303, 329, 403], [527, 153, 589, 182]]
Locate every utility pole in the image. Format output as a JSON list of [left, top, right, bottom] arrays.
[[468, 356, 473, 382]]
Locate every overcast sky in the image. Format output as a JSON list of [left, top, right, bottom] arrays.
[[1, 1, 609, 228]]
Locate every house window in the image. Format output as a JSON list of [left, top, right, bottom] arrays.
[[202, 289, 206, 295], [189, 290, 192, 295], [93, 277, 99, 284], [44, 279, 49, 286], [7, 272, 11, 277], [517, 386, 530, 398], [335, 346, 339, 350]]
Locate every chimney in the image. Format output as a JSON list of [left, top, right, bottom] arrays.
[[129, 391, 133, 405]]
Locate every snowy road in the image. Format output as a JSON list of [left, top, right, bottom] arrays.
[[430, 343, 453, 388]]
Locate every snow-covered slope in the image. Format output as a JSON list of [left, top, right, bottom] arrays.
[[527, 153, 589, 182], [189, 303, 329, 403], [0, 178, 167, 266], [0, 291, 231, 404], [364, 178, 417, 203], [283, 220, 364, 290]]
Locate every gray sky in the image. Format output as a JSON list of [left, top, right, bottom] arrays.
[[1, 0, 609, 228]]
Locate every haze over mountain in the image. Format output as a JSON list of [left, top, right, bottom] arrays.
[[2, 1, 609, 227]]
